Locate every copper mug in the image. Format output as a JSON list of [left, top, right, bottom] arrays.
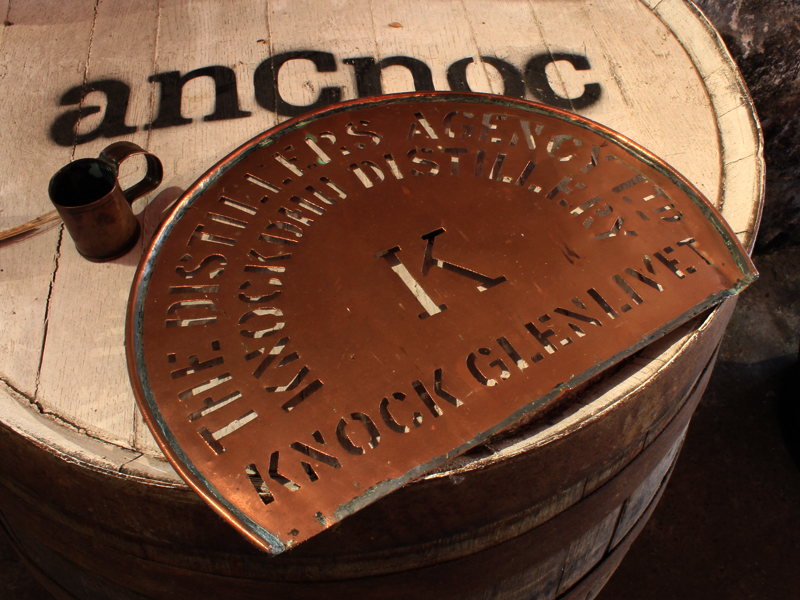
[[48, 142, 163, 261]]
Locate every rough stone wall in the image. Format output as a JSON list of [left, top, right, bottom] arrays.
[[695, 0, 800, 252]]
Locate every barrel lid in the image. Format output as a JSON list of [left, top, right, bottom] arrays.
[[126, 92, 755, 553]]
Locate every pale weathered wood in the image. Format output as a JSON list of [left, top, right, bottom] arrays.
[[36, 1, 161, 449], [529, 0, 722, 205], [0, 0, 95, 399], [0, 0, 762, 546], [133, 0, 281, 454], [0, 9, 764, 597], [646, 0, 764, 247], [268, 0, 377, 109], [2, 0, 760, 461]]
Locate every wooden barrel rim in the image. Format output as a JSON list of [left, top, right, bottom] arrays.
[[0, 0, 762, 486], [0, 1, 764, 597]]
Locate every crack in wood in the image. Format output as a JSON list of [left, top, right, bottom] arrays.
[[33, 225, 63, 403], [71, 0, 101, 161]]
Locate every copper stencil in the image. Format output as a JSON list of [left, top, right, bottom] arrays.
[[126, 92, 756, 554]]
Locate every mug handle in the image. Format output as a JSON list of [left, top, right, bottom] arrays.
[[98, 141, 164, 204]]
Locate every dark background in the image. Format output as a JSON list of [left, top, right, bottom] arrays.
[[2, 1, 799, 598]]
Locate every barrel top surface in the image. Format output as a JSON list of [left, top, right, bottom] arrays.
[[0, 0, 762, 482]]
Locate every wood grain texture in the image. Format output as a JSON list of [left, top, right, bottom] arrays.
[[0, 377, 696, 599], [529, 0, 722, 204], [0, 4, 762, 595], [37, 1, 160, 449], [133, 0, 278, 454], [647, 0, 764, 247], [0, 0, 759, 462], [0, 0, 95, 400]]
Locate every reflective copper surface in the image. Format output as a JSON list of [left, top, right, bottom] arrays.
[[126, 92, 756, 554], [49, 141, 163, 261]]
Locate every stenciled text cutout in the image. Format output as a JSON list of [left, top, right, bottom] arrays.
[[128, 94, 755, 553]]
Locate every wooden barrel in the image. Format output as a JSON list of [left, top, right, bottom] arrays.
[[0, 1, 762, 599]]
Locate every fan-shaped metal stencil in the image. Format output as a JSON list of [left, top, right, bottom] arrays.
[[126, 92, 756, 554]]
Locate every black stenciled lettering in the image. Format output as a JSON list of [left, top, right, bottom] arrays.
[[446, 56, 525, 98], [254, 51, 341, 117], [50, 79, 136, 147], [148, 66, 251, 130], [344, 56, 434, 97], [524, 52, 602, 110]]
